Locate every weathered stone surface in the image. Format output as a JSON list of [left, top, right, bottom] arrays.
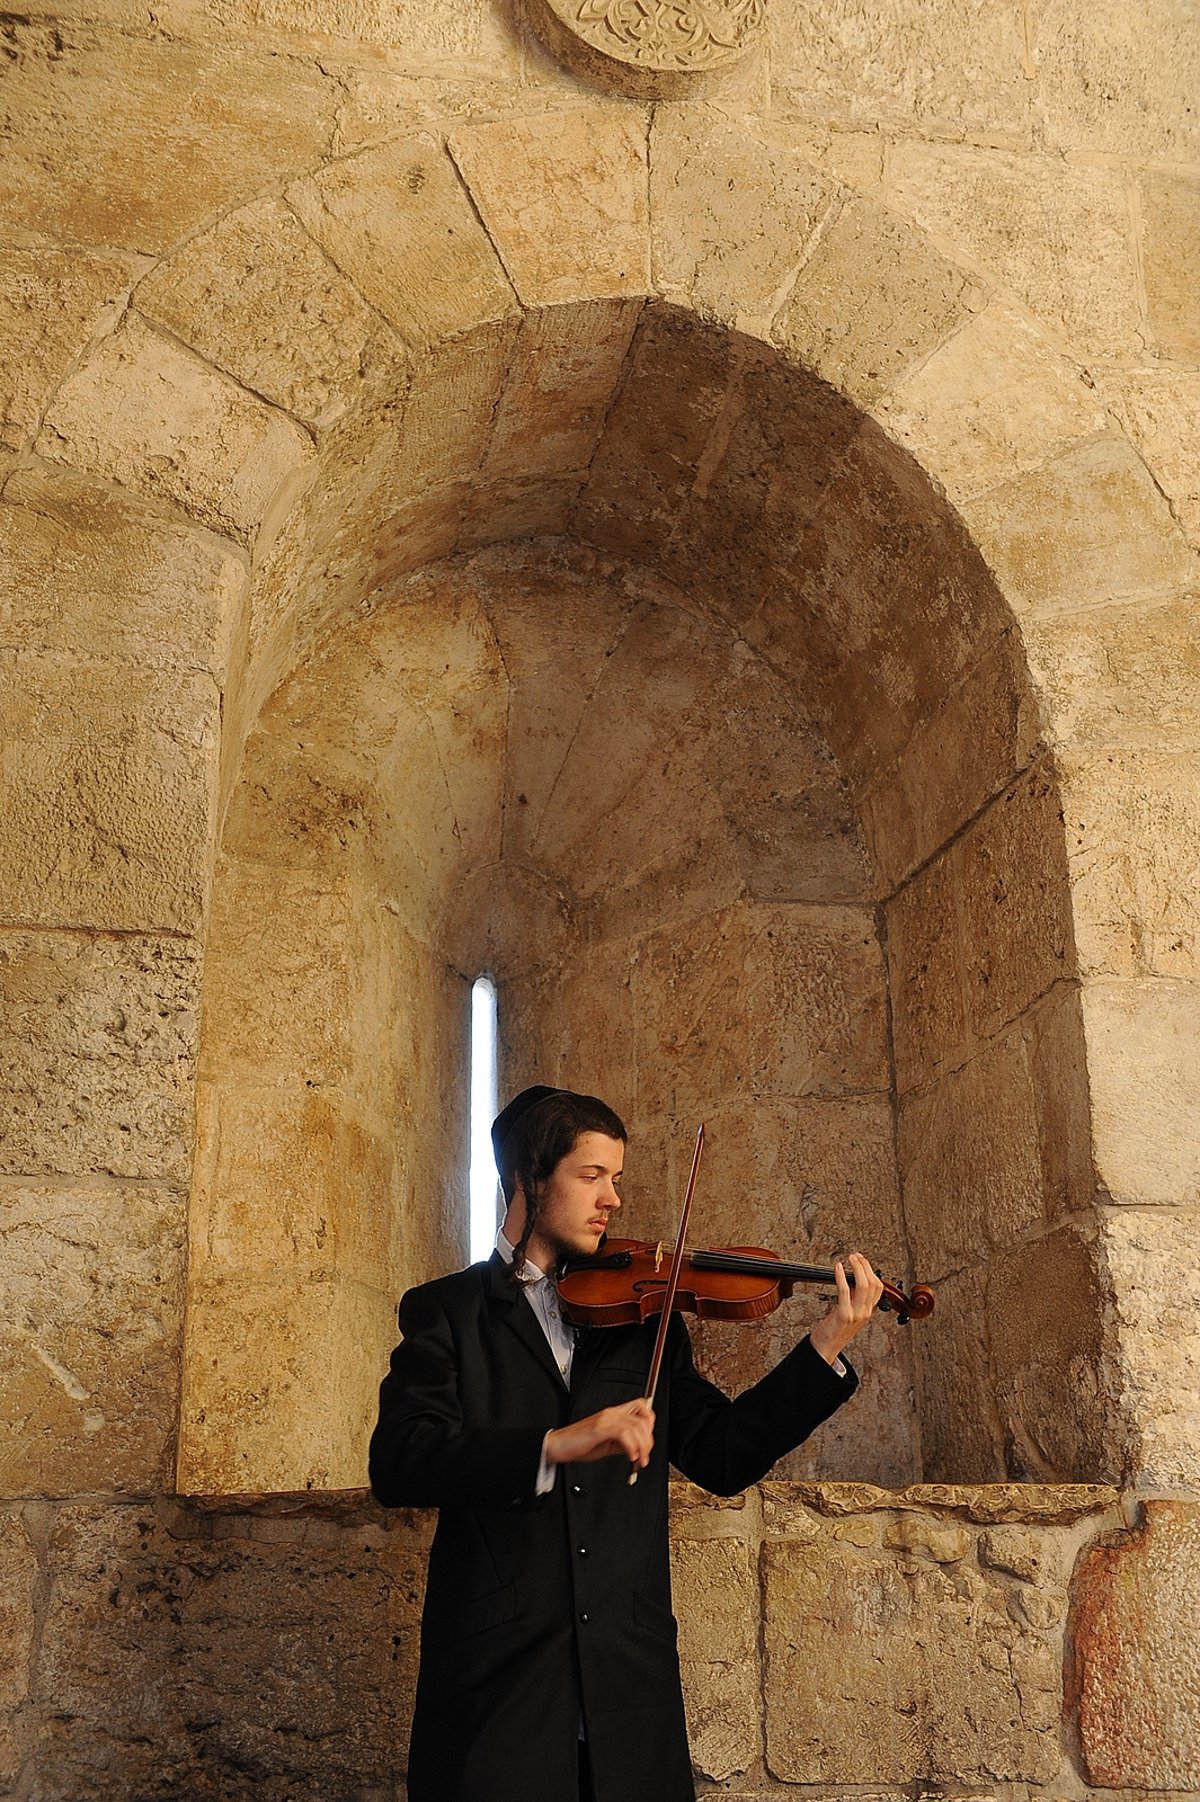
[[885, 849, 968, 1091], [964, 437, 1196, 615], [770, 0, 1033, 146], [33, 1498, 425, 1798], [0, 23, 337, 253], [861, 628, 1039, 892], [190, 1081, 398, 1290], [484, 298, 642, 482], [213, 0, 520, 64], [1061, 750, 1200, 980], [762, 1533, 1061, 1782], [0, 1510, 37, 1789], [137, 198, 409, 428], [988, 1224, 1124, 1483], [1035, 0, 1200, 162], [958, 761, 1075, 1039], [451, 107, 650, 305], [0, 463, 245, 679], [1101, 1209, 1200, 1491], [781, 1481, 1118, 1522], [774, 196, 981, 404], [1099, 366, 1200, 550], [650, 107, 838, 328], [0, 653, 218, 933], [0, 1178, 184, 1495], [287, 137, 517, 348], [0, 248, 139, 451], [890, 143, 1141, 358], [910, 1266, 1002, 1482], [1082, 977, 1200, 1206], [0, 931, 199, 1182], [633, 903, 890, 1116], [1023, 593, 1200, 752], [671, 1534, 758, 1780], [1072, 1502, 1200, 1789], [1140, 171, 1200, 361], [877, 297, 1107, 503], [38, 315, 314, 546], [180, 1275, 397, 1493]]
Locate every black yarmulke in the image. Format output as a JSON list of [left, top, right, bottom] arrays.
[[490, 1085, 566, 1170]]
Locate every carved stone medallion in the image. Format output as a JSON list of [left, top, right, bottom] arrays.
[[534, 0, 765, 95]]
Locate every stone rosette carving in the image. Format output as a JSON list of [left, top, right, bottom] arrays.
[[534, 0, 765, 94]]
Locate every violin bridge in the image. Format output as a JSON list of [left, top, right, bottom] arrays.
[[654, 1241, 664, 1274]]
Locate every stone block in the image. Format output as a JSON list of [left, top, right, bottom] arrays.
[[889, 142, 1140, 359], [958, 762, 1075, 1040], [909, 1265, 1002, 1482], [0, 248, 138, 451], [577, 305, 736, 563], [217, 0, 520, 65], [1035, 0, 1200, 162], [0, 24, 336, 253], [38, 315, 314, 547], [287, 137, 517, 349], [633, 903, 889, 1117], [774, 195, 981, 405], [34, 1497, 426, 1797], [650, 107, 838, 328], [179, 1275, 398, 1493], [1100, 1208, 1200, 1490], [1022, 593, 1200, 752], [1140, 171, 1200, 361], [483, 298, 642, 483], [189, 1081, 399, 1291], [861, 629, 1039, 893], [988, 1224, 1124, 1483], [1072, 1501, 1200, 1788], [0, 931, 199, 1182], [671, 1534, 759, 1780], [769, 0, 1033, 146], [1060, 750, 1200, 979], [0, 464, 245, 680], [877, 297, 1107, 503], [198, 865, 357, 1088], [0, 1178, 184, 1495], [0, 653, 218, 933], [964, 437, 1196, 615], [898, 1026, 1046, 1282], [885, 851, 968, 1093], [371, 318, 517, 504], [137, 198, 409, 429], [461, 476, 581, 547], [1082, 977, 1200, 1206], [666, 343, 862, 631], [0, 1510, 37, 1789], [762, 1532, 1061, 1782], [1098, 365, 1200, 550], [450, 107, 650, 306]]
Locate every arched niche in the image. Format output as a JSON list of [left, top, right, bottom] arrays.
[[179, 311, 1112, 1498]]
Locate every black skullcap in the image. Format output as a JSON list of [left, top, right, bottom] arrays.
[[491, 1085, 567, 1171]]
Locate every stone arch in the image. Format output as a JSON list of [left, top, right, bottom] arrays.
[[14, 105, 1195, 1498]]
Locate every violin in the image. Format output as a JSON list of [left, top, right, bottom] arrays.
[[557, 1239, 935, 1328]]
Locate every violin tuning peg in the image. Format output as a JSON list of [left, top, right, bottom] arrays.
[[897, 1312, 909, 1326]]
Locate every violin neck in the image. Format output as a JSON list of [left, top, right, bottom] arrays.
[[688, 1248, 839, 1286]]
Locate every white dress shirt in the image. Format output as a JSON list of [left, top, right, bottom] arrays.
[[495, 1227, 572, 1494]]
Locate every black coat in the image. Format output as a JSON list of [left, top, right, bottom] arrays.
[[369, 1252, 857, 1802]]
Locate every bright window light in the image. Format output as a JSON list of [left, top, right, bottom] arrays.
[[469, 976, 500, 1262]]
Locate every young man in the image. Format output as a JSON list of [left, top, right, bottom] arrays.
[[369, 1086, 882, 1802]]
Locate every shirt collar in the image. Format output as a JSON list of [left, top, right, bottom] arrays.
[[495, 1225, 549, 1284]]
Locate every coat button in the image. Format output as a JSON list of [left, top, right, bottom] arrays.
[[579, 1612, 589, 1624], [577, 1545, 588, 1557], [571, 1484, 583, 1495]]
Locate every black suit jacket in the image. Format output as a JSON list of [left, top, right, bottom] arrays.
[[369, 1252, 857, 1802]]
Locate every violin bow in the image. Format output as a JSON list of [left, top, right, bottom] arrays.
[[629, 1122, 705, 1487]]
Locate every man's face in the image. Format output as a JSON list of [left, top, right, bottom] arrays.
[[528, 1131, 624, 1263]]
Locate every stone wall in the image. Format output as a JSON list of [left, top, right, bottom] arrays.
[[5, 1483, 1198, 1800]]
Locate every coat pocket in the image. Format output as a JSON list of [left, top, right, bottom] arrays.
[[424, 1581, 517, 1650]]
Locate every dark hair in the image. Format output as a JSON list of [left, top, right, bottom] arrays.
[[496, 1089, 626, 1278]]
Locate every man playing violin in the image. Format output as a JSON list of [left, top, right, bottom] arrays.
[[369, 1085, 883, 1802]]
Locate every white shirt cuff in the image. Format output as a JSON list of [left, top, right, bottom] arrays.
[[535, 1433, 558, 1496]]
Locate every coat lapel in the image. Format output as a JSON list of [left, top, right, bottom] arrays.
[[485, 1251, 568, 1392]]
